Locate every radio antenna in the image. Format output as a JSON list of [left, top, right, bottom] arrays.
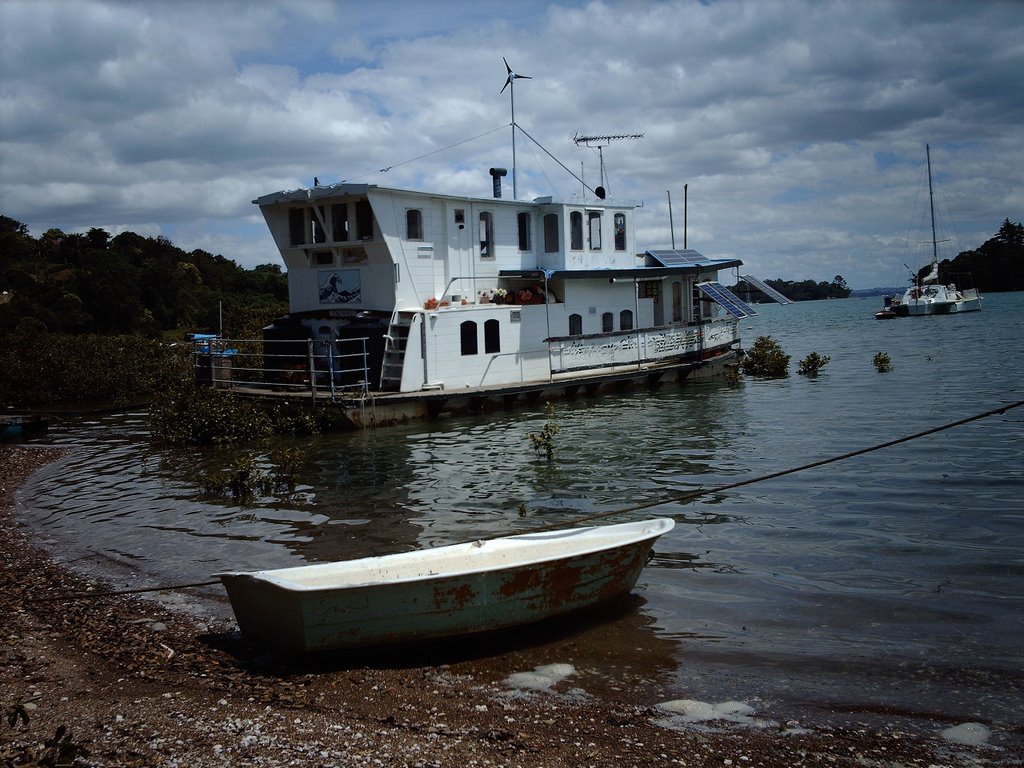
[[572, 132, 644, 197]]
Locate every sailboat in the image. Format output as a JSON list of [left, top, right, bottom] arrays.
[[879, 145, 982, 319]]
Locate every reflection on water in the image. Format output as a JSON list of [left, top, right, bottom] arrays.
[[17, 293, 1024, 743]]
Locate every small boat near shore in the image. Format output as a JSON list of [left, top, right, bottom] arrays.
[[218, 517, 674, 653]]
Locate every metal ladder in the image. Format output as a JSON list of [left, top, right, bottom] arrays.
[[379, 310, 414, 391]]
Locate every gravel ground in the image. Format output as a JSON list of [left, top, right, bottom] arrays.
[[1, 444, 1015, 767]]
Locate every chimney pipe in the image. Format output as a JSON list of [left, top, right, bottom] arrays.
[[489, 167, 508, 199]]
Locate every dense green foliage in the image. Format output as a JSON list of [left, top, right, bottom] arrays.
[[940, 219, 1024, 292], [0, 214, 287, 337], [797, 351, 831, 377], [740, 335, 790, 378], [0, 330, 180, 407], [149, 380, 319, 445]]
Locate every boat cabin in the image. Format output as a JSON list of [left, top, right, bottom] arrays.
[[253, 178, 749, 398]]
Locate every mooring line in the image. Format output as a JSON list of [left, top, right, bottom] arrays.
[[24, 399, 1023, 604], [27, 579, 222, 604], [536, 398, 1024, 530]]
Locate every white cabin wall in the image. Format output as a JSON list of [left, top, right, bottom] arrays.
[[404, 305, 553, 392]]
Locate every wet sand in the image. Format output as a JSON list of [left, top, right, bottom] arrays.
[[1, 445, 1007, 766]]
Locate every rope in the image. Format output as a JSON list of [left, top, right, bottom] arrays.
[[27, 579, 221, 604], [25, 400, 1022, 603], [533, 398, 1024, 530], [340, 124, 508, 181]]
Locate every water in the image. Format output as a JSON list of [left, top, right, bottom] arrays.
[[16, 292, 1024, 746]]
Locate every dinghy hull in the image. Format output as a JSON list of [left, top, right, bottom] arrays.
[[219, 518, 674, 652]]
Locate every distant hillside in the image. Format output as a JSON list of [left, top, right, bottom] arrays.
[[940, 218, 1024, 293], [0, 215, 287, 338]]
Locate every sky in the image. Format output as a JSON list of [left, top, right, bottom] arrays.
[[1, 0, 1022, 290]]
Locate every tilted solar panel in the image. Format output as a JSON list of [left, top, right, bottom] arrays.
[[697, 281, 759, 318], [740, 274, 793, 304]]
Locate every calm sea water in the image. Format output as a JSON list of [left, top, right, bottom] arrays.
[[17, 292, 1024, 746]]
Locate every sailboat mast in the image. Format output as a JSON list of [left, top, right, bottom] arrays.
[[927, 143, 938, 265]]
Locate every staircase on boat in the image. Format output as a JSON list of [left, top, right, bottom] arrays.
[[380, 311, 414, 391]]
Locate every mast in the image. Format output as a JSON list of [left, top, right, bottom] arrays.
[[927, 143, 938, 267], [501, 58, 531, 199]]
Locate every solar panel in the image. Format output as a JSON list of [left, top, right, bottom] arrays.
[[740, 274, 793, 304], [697, 281, 759, 318], [647, 249, 711, 266]]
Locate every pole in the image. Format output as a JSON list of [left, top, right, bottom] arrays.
[[683, 184, 688, 249], [666, 190, 676, 249], [927, 144, 938, 266], [510, 85, 517, 199]]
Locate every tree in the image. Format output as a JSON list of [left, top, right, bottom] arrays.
[[829, 275, 851, 298]]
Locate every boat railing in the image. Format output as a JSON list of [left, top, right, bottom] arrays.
[[545, 317, 738, 375], [193, 336, 371, 401]]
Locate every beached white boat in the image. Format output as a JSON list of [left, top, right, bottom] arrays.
[[218, 517, 674, 653], [883, 145, 982, 318]]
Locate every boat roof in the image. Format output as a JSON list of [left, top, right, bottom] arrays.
[[253, 182, 639, 209], [502, 249, 742, 280]]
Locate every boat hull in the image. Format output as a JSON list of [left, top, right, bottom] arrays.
[[897, 297, 982, 316], [219, 518, 674, 653]]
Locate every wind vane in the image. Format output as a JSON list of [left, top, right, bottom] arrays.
[[501, 57, 531, 198], [573, 131, 644, 198]]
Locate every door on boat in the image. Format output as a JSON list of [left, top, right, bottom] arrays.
[[445, 203, 472, 299]]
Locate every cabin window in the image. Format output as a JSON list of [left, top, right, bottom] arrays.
[[310, 206, 326, 244], [602, 312, 614, 333], [543, 213, 559, 253], [588, 211, 602, 250], [570, 211, 583, 250], [355, 200, 373, 240], [484, 318, 500, 353], [672, 281, 683, 322], [479, 211, 494, 258], [460, 320, 478, 356], [569, 313, 583, 336], [289, 208, 306, 246], [313, 251, 333, 266], [614, 213, 626, 250], [406, 209, 423, 240], [332, 203, 349, 242], [517, 212, 531, 251], [620, 309, 634, 331]]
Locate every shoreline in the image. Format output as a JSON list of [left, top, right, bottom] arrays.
[[1, 444, 1006, 767]]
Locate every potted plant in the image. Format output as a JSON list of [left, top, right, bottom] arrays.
[[492, 288, 508, 305]]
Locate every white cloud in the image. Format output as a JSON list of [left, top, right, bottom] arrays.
[[1, 0, 1021, 287]]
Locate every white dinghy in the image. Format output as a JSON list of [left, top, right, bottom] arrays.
[[218, 518, 674, 653]]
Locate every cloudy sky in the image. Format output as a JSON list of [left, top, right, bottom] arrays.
[[1, 0, 1021, 289]]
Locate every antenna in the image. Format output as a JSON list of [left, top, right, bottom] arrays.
[[573, 132, 644, 197], [501, 57, 531, 199]]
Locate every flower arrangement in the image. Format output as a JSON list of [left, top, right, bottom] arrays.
[[492, 288, 508, 304]]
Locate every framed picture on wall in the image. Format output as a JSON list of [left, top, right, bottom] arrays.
[[318, 269, 361, 305]]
